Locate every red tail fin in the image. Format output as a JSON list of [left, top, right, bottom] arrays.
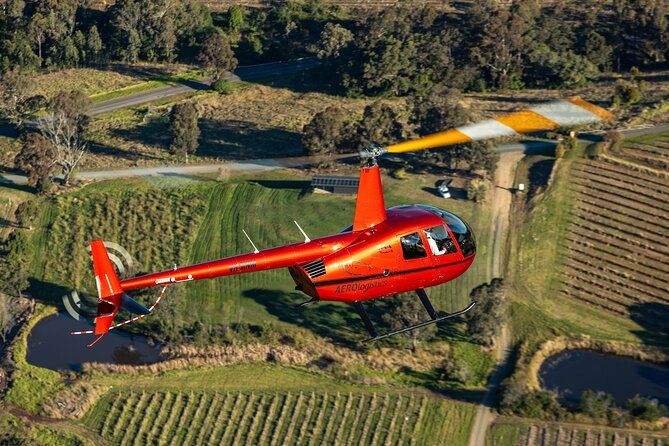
[[90, 240, 123, 335], [353, 165, 386, 231]]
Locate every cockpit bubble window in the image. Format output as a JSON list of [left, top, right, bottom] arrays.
[[400, 232, 427, 260], [423, 225, 458, 256], [416, 204, 476, 257]]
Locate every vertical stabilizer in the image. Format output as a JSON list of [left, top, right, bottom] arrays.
[[353, 165, 386, 231], [90, 240, 123, 335]]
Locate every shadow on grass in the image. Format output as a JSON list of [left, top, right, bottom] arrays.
[[88, 140, 165, 161], [27, 277, 72, 307], [0, 178, 35, 193], [243, 288, 362, 346], [109, 120, 171, 150], [254, 67, 339, 95], [252, 180, 311, 190], [629, 302, 669, 347], [198, 119, 303, 160], [526, 158, 555, 195]]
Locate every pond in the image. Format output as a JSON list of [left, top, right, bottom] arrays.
[[26, 312, 162, 372], [540, 349, 669, 406]]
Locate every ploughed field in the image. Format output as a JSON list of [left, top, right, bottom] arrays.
[[85, 390, 474, 446], [559, 136, 669, 320], [488, 422, 669, 446]]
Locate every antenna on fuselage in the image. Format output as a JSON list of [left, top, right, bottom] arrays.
[[242, 229, 260, 254], [294, 220, 311, 243]]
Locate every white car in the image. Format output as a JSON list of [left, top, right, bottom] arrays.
[[436, 179, 452, 199]]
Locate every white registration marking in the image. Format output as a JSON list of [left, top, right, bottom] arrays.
[[457, 119, 517, 140], [531, 100, 600, 126]]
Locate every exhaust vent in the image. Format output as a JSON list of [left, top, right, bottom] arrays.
[[303, 259, 326, 279]]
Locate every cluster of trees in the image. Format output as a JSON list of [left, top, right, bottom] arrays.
[[501, 385, 669, 426], [0, 0, 217, 71], [220, 1, 341, 64], [0, 0, 341, 73], [580, 391, 668, 426], [316, 0, 668, 96], [302, 89, 498, 178]]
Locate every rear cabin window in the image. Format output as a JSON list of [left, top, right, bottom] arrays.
[[423, 225, 458, 256], [400, 232, 427, 260]]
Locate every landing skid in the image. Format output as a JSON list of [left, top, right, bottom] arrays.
[[352, 288, 476, 343]]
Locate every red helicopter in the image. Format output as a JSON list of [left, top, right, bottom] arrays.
[[73, 97, 613, 346]]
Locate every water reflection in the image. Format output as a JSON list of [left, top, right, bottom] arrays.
[[27, 312, 161, 371], [540, 349, 669, 406]]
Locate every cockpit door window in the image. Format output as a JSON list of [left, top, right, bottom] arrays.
[[423, 225, 458, 256], [400, 232, 428, 260]]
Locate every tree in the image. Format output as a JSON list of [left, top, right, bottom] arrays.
[[466, 278, 506, 345], [612, 0, 668, 68], [86, 26, 103, 63], [37, 90, 91, 184], [317, 23, 353, 59], [198, 31, 238, 82], [352, 102, 403, 149], [465, 1, 526, 90], [380, 292, 436, 350], [302, 106, 348, 155], [337, 7, 464, 96], [0, 69, 45, 128], [14, 132, 54, 193], [169, 102, 200, 160], [580, 390, 615, 418], [526, 45, 599, 88]]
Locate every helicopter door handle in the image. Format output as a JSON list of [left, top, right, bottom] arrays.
[[383, 269, 390, 277]]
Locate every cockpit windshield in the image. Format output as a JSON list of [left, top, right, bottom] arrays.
[[416, 204, 476, 257]]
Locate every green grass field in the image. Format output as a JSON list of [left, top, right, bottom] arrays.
[[14, 169, 495, 339], [81, 364, 476, 446]]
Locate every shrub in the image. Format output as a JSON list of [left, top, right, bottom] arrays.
[[555, 143, 566, 159], [585, 142, 605, 159], [390, 167, 407, 180], [604, 130, 622, 143], [625, 396, 668, 421], [217, 163, 231, 181], [466, 178, 488, 202], [510, 390, 566, 420], [612, 81, 642, 106], [212, 79, 234, 95]]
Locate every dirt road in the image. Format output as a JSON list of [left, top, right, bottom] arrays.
[[468, 151, 524, 446]]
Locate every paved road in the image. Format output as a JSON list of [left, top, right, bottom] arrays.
[[0, 154, 350, 185], [88, 58, 321, 116]]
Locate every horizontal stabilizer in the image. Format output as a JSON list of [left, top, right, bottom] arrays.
[[120, 293, 150, 315]]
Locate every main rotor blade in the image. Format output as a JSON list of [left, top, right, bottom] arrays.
[[386, 97, 614, 154]]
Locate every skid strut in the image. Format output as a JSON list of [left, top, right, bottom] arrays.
[[352, 288, 476, 343]]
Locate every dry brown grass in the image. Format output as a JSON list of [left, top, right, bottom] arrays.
[[27, 68, 139, 100]]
